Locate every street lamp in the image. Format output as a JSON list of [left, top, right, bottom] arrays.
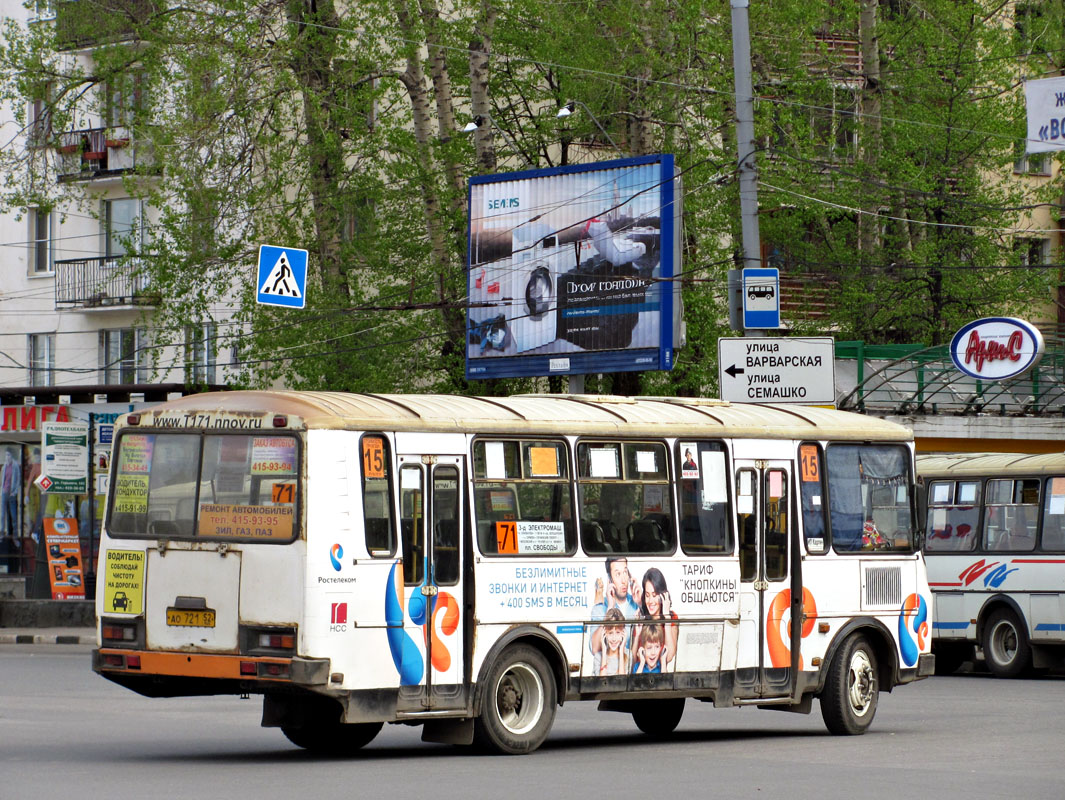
[[462, 115, 533, 167], [555, 100, 622, 154]]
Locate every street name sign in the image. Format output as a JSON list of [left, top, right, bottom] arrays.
[[717, 336, 835, 404]]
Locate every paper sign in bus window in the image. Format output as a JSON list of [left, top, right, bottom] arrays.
[[701, 451, 728, 505], [932, 483, 951, 504], [799, 445, 819, 482], [496, 520, 566, 555], [118, 434, 153, 474], [528, 446, 559, 477], [590, 447, 619, 478], [198, 503, 294, 539], [271, 482, 296, 505], [959, 483, 977, 504], [1050, 477, 1065, 515], [636, 450, 657, 474], [113, 473, 149, 514], [362, 437, 385, 479], [485, 441, 506, 479], [252, 437, 296, 474]]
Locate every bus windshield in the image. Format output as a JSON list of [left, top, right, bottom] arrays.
[[826, 444, 914, 552], [108, 432, 300, 542]]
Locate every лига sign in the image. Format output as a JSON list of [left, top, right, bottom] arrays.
[[950, 317, 1044, 380]]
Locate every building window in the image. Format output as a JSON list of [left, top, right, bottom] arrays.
[[106, 73, 144, 128], [28, 0, 55, 22], [104, 198, 140, 258], [185, 324, 217, 385], [99, 328, 146, 384], [1015, 237, 1049, 267], [28, 333, 55, 387], [27, 86, 52, 147], [29, 208, 53, 274], [1013, 141, 1050, 176]]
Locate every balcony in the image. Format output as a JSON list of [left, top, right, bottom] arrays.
[[54, 256, 158, 310], [54, 127, 148, 182], [55, 0, 162, 51]]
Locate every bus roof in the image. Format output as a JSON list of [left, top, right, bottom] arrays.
[[917, 452, 1065, 477], [128, 391, 912, 442]]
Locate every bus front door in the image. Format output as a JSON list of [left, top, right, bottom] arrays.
[[735, 459, 795, 699], [396, 456, 466, 712]]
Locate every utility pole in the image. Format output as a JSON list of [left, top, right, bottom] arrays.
[[729, 0, 764, 337]]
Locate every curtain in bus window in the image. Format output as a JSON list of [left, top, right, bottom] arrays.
[[827, 444, 912, 553], [925, 481, 979, 552]]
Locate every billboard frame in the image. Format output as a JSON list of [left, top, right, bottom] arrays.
[[465, 154, 680, 381]]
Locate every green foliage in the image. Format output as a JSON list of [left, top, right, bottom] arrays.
[[0, 0, 1057, 396]]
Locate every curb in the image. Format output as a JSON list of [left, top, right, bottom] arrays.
[[0, 632, 95, 645]]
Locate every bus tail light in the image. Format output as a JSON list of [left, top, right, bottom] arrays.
[[127, 414, 140, 425], [240, 626, 297, 656], [273, 415, 288, 427], [240, 661, 257, 675], [102, 623, 137, 642]]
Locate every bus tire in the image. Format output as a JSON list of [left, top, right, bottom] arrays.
[[982, 608, 1031, 678], [281, 720, 382, 754], [820, 634, 878, 736], [474, 644, 556, 755], [632, 698, 685, 738]]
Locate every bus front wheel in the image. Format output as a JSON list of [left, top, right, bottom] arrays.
[[632, 698, 685, 738], [820, 634, 878, 735], [982, 608, 1031, 678], [475, 644, 557, 755]]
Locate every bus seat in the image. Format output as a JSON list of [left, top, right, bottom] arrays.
[[629, 519, 663, 552], [581, 520, 610, 552], [597, 519, 623, 551]]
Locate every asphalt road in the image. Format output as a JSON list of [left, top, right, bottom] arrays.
[[2, 645, 1061, 800]]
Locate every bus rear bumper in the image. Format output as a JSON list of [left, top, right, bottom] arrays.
[[92, 648, 331, 695]]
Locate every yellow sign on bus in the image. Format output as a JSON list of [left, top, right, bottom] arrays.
[[103, 549, 145, 615]]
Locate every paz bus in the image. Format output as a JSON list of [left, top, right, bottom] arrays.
[[918, 451, 1065, 676], [93, 391, 933, 754]]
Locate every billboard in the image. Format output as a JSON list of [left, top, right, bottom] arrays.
[[466, 154, 682, 380]]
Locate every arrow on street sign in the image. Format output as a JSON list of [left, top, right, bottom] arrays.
[[724, 364, 745, 378]]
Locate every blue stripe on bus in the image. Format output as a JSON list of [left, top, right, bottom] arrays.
[[932, 622, 970, 630], [556, 625, 584, 634], [1035, 624, 1065, 632]]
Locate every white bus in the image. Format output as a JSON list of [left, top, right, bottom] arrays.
[[919, 452, 1065, 677], [93, 392, 933, 754]]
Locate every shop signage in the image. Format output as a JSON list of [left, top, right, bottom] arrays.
[[949, 317, 1044, 380]]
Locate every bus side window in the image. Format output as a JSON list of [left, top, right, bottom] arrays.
[[361, 434, 395, 557], [1042, 477, 1065, 551], [399, 465, 424, 584], [678, 442, 731, 555]]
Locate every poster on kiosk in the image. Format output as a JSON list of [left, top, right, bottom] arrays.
[[465, 154, 683, 380]]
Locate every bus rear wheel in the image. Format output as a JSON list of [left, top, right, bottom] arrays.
[[474, 644, 557, 755], [632, 698, 685, 738], [281, 720, 382, 754], [982, 608, 1031, 678], [820, 634, 878, 735]]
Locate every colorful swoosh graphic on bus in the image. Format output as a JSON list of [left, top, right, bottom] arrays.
[[384, 561, 461, 684], [956, 559, 1018, 589], [767, 587, 817, 669], [384, 561, 423, 685], [898, 593, 929, 667]]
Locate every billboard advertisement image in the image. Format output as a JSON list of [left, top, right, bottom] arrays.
[[466, 154, 681, 380]]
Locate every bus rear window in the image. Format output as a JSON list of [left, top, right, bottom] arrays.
[[108, 432, 300, 542]]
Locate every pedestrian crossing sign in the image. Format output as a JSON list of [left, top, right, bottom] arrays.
[[256, 245, 308, 309]]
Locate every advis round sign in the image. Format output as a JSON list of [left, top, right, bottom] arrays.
[[950, 317, 1044, 380]]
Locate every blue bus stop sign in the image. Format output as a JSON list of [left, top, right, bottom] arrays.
[[742, 267, 780, 329], [257, 245, 307, 309]]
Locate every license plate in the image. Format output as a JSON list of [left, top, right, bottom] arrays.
[[166, 608, 216, 627]]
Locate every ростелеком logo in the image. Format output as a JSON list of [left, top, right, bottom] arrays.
[[329, 543, 343, 572]]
